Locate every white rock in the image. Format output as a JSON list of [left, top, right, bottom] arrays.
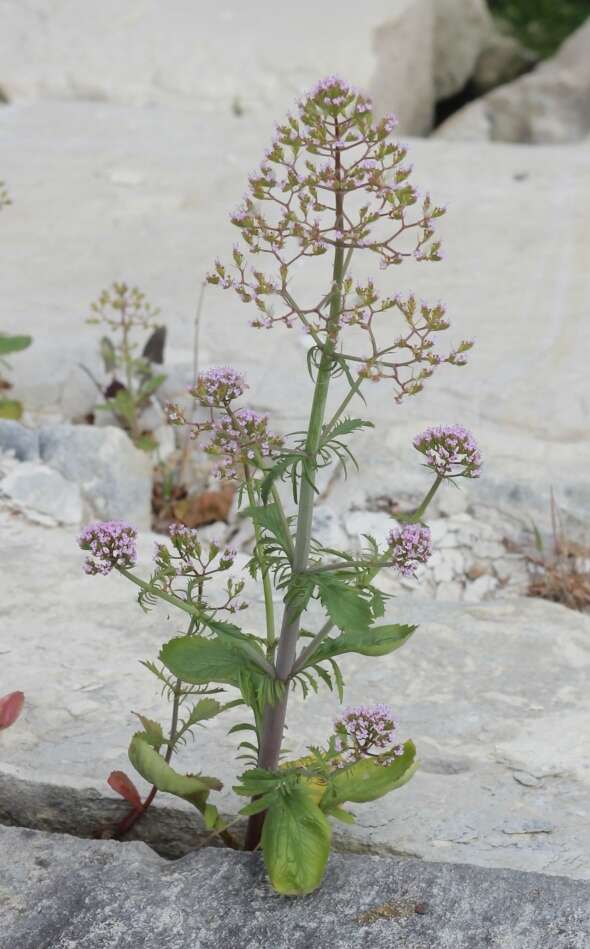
[[0, 421, 39, 461], [370, 0, 435, 134], [436, 17, 590, 143], [429, 518, 449, 544], [2, 97, 590, 523], [3, 512, 590, 879], [464, 574, 499, 602], [312, 505, 349, 551], [38, 424, 152, 529], [344, 509, 393, 548], [435, 580, 464, 601], [0, 0, 431, 132], [432, 0, 492, 100], [0, 462, 82, 524]]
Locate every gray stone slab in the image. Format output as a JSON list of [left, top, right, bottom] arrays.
[[1, 825, 590, 949], [0, 420, 39, 461], [2, 510, 590, 879]]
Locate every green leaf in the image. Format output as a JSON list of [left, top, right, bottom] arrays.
[[0, 399, 23, 420], [99, 336, 117, 373], [108, 387, 136, 425], [128, 733, 222, 808], [316, 574, 373, 634], [241, 503, 292, 553], [305, 624, 417, 668], [0, 334, 32, 356], [262, 785, 332, 895], [184, 697, 225, 727], [320, 417, 373, 447], [160, 634, 274, 689], [138, 372, 167, 401], [132, 714, 164, 750], [234, 767, 284, 797], [259, 456, 294, 504], [322, 804, 356, 825], [134, 433, 158, 452], [324, 740, 417, 806]]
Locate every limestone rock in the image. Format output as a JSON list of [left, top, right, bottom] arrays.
[[436, 17, 590, 143], [432, 0, 492, 100], [1, 826, 590, 949], [369, 0, 435, 135], [0, 461, 82, 524], [0, 0, 416, 123], [2, 101, 589, 519], [38, 424, 152, 528], [0, 420, 39, 461], [2, 512, 590, 878]]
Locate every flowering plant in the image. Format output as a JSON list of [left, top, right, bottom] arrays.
[[85, 282, 167, 450], [79, 77, 479, 895]]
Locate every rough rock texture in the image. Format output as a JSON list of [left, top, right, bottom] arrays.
[[0, 0, 425, 129], [436, 16, 590, 143], [0, 419, 40, 461], [2, 510, 589, 879], [2, 102, 589, 521], [1, 826, 590, 949], [37, 424, 152, 527], [0, 461, 82, 524], [432, 0, 493, 99], [370, 0, 435, 135]]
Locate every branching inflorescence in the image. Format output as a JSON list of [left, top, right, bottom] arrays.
[[78, 76, 481, 896]]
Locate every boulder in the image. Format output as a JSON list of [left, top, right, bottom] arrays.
[[0, 462, 82, 524], [1, 826, 590, 949], [432, 0, 492, 100], [0, 419, 39, 461], [369, 0, 435, 135], [436, 16, 590, 143], [38, 424, 152, 528]]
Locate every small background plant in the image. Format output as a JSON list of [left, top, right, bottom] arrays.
[[0, 183, 34, 420], [84, 282, 167, 451], [78, 77, 480, 895]]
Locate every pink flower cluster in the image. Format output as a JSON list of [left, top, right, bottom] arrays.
[[387, 524, 432, 577], [414, 425, 481, 479], [79, 521, 137, 575], [189, 366, 247, 407], [335, 704, 404, 765], [201, 409, 283, 480]]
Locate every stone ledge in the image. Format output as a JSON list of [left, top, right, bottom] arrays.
[[1, 824, 589, 949]]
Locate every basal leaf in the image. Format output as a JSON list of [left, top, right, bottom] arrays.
[[262, 785, 332, 895], [128, 733, 222, 809], [324, 740, 417, 806]]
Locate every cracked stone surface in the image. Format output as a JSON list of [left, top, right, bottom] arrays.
[[2, 826, 590, 949], [2, 510, 589, 879]]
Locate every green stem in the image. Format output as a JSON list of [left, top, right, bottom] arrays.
[[117, 567, 199, 618], [244, 136, 346, 851], [396, 475, 443, 523], [244, 463, 277, 659]]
